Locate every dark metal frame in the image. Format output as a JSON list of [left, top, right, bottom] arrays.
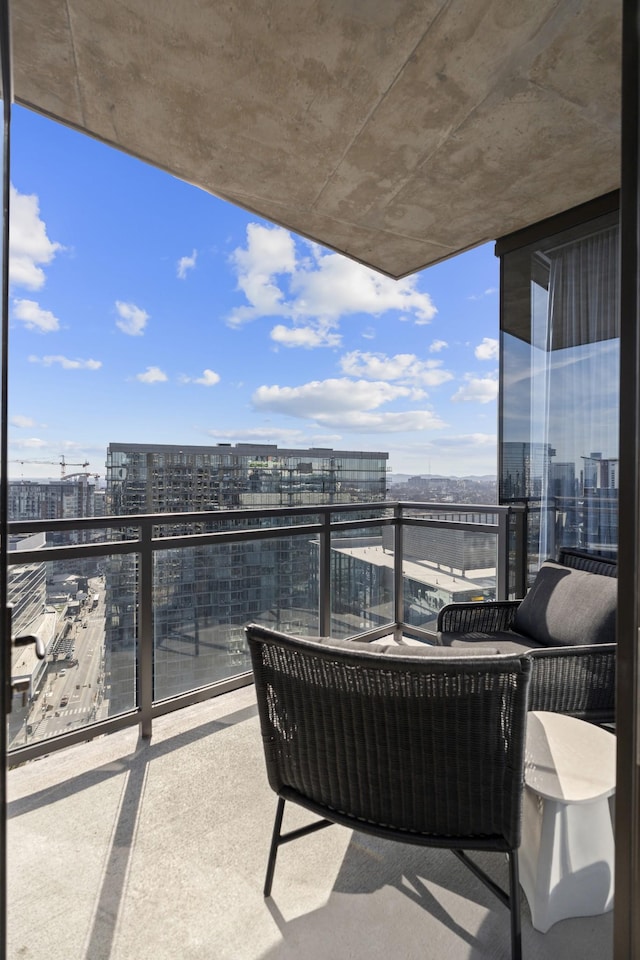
[[6, 500, 521, 767], [0, 3, 11, 957], [616, 2, 640, 956]]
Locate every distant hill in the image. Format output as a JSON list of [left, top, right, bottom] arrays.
[[389, 473, 497, 482]]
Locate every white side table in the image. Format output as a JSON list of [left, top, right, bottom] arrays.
[[519, 710, 616, 933]]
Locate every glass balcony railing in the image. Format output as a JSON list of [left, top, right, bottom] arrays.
[[6, 501, 525, 764]]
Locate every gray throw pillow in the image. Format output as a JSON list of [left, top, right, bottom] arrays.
[[512, 560, 616, 647]]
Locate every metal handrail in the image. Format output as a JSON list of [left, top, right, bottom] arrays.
[[7, 500, 520, 765]]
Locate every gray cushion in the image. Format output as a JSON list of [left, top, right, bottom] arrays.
[[312, 636, 499, 656], [439, 630, 541, 655], [512, 560, 617, 647]]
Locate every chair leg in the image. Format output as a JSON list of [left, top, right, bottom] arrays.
[[508, 851, 522, 960], [264, 797, 286, 897]]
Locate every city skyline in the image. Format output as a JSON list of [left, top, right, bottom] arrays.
[[9, 105, 499, 481]]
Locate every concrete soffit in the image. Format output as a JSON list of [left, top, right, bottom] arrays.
[[11, 0, 621, 278]]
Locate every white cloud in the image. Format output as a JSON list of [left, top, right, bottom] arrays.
[[10, 414, 36, 428], [13, 298, 60, 332], [271, 323, 341, 349], [468, 287, 498, 301], [251, 377, 446, 432], [210, 427, 315, 446], [362, 327, 376, 340], [195, 369, 220, 386], [136, 366, 168, 384], [180, 368, 221, 386], [226, 223, 437, 339], [253, 378, 410, 417], [339, 351, 453, 387], [115, 301, 149, 336], [290, 249, 436, 325], [228, 224, 296, 327], [9, 185, 62, 290], [430, 339, 448, 353], [319, 409, 446, 432], [451, 375, 499, 404], [10, 437, 47, 449], [475, 337, 499, 360], [29, 355, 102, 370], [177, 249, 197, 279]]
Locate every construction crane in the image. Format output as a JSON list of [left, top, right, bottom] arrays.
[[10, 455, 92, 479], [64, 472, 100, 483]]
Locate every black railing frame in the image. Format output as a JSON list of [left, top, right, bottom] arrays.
[[7, 500, 521, 765]]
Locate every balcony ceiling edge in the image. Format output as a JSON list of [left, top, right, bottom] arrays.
[[11, 0, 621, 278]]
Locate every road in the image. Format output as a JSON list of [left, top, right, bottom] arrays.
[[18, 576, 108, 745]]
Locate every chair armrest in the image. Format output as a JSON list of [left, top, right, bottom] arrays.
[[436, 600, 522, 634], [528, 643, 616, 723]]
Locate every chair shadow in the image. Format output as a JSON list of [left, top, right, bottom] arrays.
[[260, 832, 512, 960], [258, 832, 613, 960]]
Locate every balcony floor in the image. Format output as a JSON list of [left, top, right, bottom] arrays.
[[8, 685, 613, 960]]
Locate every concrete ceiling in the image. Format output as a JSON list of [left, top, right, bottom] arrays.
[[11, 0, 621, 279]]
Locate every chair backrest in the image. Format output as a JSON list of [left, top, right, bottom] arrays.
[[557, 547, 617, 578], [246, 624, 532, 851]]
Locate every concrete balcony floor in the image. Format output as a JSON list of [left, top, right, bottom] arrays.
[[8, 684, 613, 960]]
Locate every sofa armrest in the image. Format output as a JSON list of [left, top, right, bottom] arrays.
[[436, 599, 522, 635], [528, 643, 616, 723]]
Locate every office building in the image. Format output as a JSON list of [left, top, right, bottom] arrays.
[[104, 442, 388, 708]]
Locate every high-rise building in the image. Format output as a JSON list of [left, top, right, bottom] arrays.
[[8, 477, 97, 537], [104, 442, 389, 708], [105, 442, 388, 513], [500, 442, 556, 501]]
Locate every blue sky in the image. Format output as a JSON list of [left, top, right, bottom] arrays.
[[8, 105, 499, 482]]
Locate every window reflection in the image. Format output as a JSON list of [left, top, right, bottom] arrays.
[[500, 210, 619, 572]]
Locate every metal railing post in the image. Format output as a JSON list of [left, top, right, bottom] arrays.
[[139, 521, 153, 738], [0, 6, 12, 954], [514, 506, 527, 598], [319, 511, 331, 636], [394, 503, 403, 641], [496, 509, 509, 601]]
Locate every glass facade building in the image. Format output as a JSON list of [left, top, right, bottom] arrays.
[[104, 442, 388, 706], [106, 442, 388, 513]]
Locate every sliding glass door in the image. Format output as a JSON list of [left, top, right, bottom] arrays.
[[498, 199, 620, 578]]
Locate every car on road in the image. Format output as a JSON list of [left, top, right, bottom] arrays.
[[60, 695, 69, 707]]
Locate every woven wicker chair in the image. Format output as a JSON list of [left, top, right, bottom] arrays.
[[246, 623, 532, 960], [436, 549, 616, 724]]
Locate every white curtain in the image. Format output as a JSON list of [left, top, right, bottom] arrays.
[[547, 226, 620, 350]]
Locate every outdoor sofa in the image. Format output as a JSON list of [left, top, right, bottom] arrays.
[[435, 548, 617, 724]]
